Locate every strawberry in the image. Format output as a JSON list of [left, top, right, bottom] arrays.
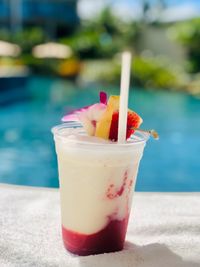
[[109, 110, 143, 141]]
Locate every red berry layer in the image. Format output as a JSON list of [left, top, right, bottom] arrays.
[[62, 216, 129, 256]]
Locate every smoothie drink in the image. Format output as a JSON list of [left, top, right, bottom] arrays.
[[52, 122, 148, 256]]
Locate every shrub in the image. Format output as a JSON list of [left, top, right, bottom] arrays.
[[132, 56, 181, 89], [169, 19, 200, 73], [81, 56, 183, 90], [60, 7, 140, 59]]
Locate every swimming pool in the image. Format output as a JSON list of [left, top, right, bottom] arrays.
[[0, 76, 200, 191]]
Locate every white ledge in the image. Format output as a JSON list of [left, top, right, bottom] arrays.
[[0, 183, 199, 266]]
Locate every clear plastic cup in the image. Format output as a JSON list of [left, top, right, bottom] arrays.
[[52, 122, 149, 256]]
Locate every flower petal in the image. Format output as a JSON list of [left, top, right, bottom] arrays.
[[99, 91, 107, 105], [61, 105, 90, 122], [61, 113, 79, 122]]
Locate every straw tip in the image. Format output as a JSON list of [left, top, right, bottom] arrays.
[[122, 51, 132, 58]]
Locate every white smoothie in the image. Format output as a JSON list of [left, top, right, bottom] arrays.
[[53, 123, 148, 235]]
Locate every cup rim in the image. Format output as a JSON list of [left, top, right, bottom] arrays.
[[52, 122, 149, 148]]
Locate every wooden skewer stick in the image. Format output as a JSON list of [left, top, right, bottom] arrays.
[[132, 128, 159, 140]]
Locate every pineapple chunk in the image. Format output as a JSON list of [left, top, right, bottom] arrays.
[[95, 96, 119, 139]]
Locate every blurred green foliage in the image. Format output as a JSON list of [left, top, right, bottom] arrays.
[[132, 56, 181, 89], [0, 27, 48, 71], [0, 28, 81, 78], [170, 19, 200, 73], [81, 56, 183, 90], [0, 8, 198, 93], [60, 8, 140, 59], [0, 27, 47, 53]]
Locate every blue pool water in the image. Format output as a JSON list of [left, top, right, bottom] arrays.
[[0, 76, 200, 191]]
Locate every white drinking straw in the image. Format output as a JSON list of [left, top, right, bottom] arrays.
[[118, 51, 132, 143]]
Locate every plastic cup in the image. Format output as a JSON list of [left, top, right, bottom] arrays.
[[52, 122, 148, 256]]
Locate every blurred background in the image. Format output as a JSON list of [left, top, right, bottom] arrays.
[[0, 0, 199, 191]]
